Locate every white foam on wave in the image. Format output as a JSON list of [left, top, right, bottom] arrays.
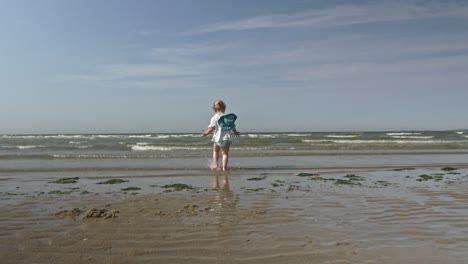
[[76, 145, 92, 149], [302, 139, 467, 144], [386, 132, 422, 136], [51, 154, 131, 159], [287, 134, 312, 137], [17, 145, 45, 149], [326, 135, 360, 138], [389, 136, 434, 139], [130, 145, 210, 151], [247, 134, 278, 139], [153, 134, 199, 139], [129, 134, 152, 138], [456, 131, 465, 135]]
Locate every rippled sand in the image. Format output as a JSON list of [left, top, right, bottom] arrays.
[[1, 167, 468, 264]]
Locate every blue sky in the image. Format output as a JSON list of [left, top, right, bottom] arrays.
[[1, 0, 467, 134]]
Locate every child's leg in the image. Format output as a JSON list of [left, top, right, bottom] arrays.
[[212, 143, 221, 170], [221, 145, 230, 171]]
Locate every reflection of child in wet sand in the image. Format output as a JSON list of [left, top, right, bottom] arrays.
[[202, 100, 240, 171], [212, 174, 236, 225], [213, 174, 230, 190]]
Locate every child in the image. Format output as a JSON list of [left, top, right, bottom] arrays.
[[202, 99, 240, 171]]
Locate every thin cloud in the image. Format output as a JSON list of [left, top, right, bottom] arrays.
[[189, 1, 468, 34], [284, 54, 468, 83]]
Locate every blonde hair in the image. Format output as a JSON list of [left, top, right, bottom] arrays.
[[212, 99, 226, 113]]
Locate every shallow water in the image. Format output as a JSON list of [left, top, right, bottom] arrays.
[[1, 167, 468, 263]]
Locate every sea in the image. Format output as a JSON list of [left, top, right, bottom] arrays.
[[1, 130, 468, 174]]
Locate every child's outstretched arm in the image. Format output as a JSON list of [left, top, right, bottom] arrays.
[[202, 127, 215, 137], [233, 128, 240, 136]]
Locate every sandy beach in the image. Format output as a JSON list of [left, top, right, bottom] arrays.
[[2, 165, 468, 264]]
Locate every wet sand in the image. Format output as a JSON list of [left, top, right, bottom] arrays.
[[1, 166, 468, 264]]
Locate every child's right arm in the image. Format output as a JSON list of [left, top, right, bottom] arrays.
[[202, 127, 215, 137]]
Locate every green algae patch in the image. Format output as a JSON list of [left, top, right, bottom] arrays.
[[441, 167, 457, 171], [296, 173, 320, 177], [162, 183, 193, 191], [65, 187, 80, 190], [48, 190, 72, 195], [310, 176, 337, 182], [51, 177, 79, 184], [4, 192, 19, 196], [434, 175, 444, 181], [390, 168, 415, 171], [417, 174, 433, 181], [97, 179, 129, 184], [247, 176, 267, 181], [287, 185, 301, 191], [335, 179, 361, 186], [344, 174, 365, 181], [375, 180, 391, 187], [331, 174, 365, 186], [246, 188, 265, 192], [121, 187, 141, 191], [271, 182, 284, 187], [417, 174, 445, 182]]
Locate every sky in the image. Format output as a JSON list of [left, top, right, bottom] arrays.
[[1, 0, 467, 134]]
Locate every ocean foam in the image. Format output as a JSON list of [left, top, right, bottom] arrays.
[[325, 135, 360, 138], [389, 136, 434, 139], [287, 134, 312, 137], [130, 145, 209, 151], [302, 139, 467, 144], [247, 134, 278, 139], [17, 145, 45, 149], [386, 132, 422, 136]]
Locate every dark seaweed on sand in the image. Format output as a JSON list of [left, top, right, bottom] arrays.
[[417, 174, 444, 182], [121, 187, 141, 191], [247, 176, 267, 181], [390, 168, 415, 171], [296, 173, 320, 177], [50, 177, 79, 184], [48, 190, 72, 195], [343, 174, 365, 181], [441, 167, 457, 171], [97, 179, 129, 184], [162, 183, 194, 191], [335, 179, 362, 186]]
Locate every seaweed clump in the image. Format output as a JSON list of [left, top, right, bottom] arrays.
[[441, 167, 457, 171], [51, 177, 79, 184], [247, 176, 267, 181], [121, 187, 141, 191], [48, 190, 72, 195], [296, 173, 320, 177], [334, 174, 365, 186], [97, 179, 129, 184], [162, 183, 194, 192], [417, 174, 444, 182]]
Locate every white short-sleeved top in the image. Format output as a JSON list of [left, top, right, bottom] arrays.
[[209, 113, 232, 142]]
